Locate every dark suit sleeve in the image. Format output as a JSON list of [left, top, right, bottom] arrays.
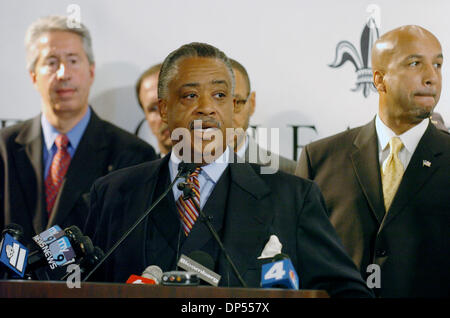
[[296, 181, 374, 298]]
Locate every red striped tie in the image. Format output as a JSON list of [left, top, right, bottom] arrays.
[[176, 167, 201, 236], [45, 134, 71, 216]]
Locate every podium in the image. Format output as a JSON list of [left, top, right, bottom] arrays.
[[0, 280, 328, 298]]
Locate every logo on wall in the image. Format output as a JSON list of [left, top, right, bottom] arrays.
[[329, 18, 380, 98]]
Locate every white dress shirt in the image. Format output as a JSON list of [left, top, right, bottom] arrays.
[[375, 115, 429, 171], [169, 147, 231, 209]]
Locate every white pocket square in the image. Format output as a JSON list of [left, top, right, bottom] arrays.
[[257, 235, 282, 259]]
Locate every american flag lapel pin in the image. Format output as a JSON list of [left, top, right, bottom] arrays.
[[422, 160, 431, 168]]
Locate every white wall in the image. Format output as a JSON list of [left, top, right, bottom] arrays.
[[1, 0, 449, 160]]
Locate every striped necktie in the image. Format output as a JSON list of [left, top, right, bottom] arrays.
[[176, 167, 201, 236], [45, 134, 71, 216]]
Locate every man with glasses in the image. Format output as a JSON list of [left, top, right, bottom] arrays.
[[230, 58, 296, 174]]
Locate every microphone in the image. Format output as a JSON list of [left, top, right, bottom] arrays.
[[82, 161, 194, 282], [161, 270, 200, 286], [177, 251, 221, 286], [27, 225, 94, 280], [126, 265, 163, 284], [60, 245, 104, 281], [178, 162, 197, 177], [0, 224, 29, 278], [260, 253, 299, 290]]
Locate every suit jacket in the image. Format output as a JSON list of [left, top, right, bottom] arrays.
[[0, 109, 157, 243], [242, 136, 297, 175], [296, 119, 450, 297], [84, 153, 373, 298]]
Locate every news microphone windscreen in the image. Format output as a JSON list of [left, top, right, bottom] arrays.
[[142, 265, 163, 283], [31, 225, 76, 270], [2, 223, 25, 242], [177, 253, 221, 286], [0, 232, 28, 277], [261, 258, 299, 290], [126, 274, 157, 285]]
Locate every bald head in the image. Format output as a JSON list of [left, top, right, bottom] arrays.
[[371, 25, 443, 134], [372, 25, 441, 73]]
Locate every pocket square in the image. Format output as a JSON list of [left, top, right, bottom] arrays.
[[257, 235, 282, 259]]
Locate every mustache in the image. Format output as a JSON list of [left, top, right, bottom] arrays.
[[188, 118, 221, 130]]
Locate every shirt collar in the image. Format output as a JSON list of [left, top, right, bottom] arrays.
[[375, 114, 429, 153], [169, 146, 231, 184], [41, 107, 91, 151]]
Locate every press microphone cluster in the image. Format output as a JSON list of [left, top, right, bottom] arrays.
[[0, 223, 103, 281], [82, 161, 200, 282]]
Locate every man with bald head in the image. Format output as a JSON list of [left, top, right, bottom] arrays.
[[296, 25, 450, 297]]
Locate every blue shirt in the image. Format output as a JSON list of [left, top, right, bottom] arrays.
[[169, 147, 231, 209], [41, 107, 91, 178]]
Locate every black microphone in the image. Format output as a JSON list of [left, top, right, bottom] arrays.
[[179, 184, 247, 287], [2, 223, 25, 242], [60, 246, 104, 281], [178, 162, 198, 177], [176, 251, 222, 286], [26, 225, 94, 280], [82, 161, 194, 282]]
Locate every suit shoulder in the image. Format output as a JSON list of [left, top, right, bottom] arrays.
[[307, 125, 363, 149], [93, 159, 161, 191], [95, 118, 157, 159], [0, 119, 31, 141], [99, 119, 152, 148]]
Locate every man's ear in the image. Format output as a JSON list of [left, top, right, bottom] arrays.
[[159, 99, 168, 124], [249, 91, 256, 116], [89, 63, 95, 83], [373, 70, 386, 93]]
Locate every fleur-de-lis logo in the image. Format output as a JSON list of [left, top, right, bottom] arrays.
[[329, 18, 380, 98]]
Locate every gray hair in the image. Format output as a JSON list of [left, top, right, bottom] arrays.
[[158, 42, 235, 99], [25, 15, 95, 72]]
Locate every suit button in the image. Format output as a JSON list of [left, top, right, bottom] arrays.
[[376, 249, 387, 257]]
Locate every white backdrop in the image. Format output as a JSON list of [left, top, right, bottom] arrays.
[[1, 0, 449, 160]]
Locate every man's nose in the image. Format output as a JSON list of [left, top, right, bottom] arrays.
[[423, 63, 440, 86], [56, 63, 69, 80], [196, 94, 216, 116]]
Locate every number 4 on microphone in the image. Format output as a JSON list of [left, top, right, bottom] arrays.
[[261, 259, 299, 290], [264, 261, 286, 280]]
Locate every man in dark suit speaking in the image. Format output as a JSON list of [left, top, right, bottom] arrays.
[[0, 16, 156, 243], [296, 25, 449, 297], [84, 42, 372, 297]]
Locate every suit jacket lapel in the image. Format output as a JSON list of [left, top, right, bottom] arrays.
[[220, 162, 273, 284], [381, 123, 443, 228], [14, 115, 47, 234], [49, 111, 109, 227], [350, 119, 386, 224], [147, 156, 183, 259]]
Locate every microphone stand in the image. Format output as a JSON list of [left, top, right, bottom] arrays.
[[181, 177, 248, 288], [83, 162, 196, 282]]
